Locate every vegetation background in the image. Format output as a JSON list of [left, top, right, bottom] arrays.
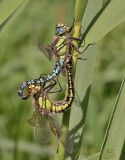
[[0, 0, 125, 160]]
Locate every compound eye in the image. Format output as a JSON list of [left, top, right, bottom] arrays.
[[59, 26, 65, 32], [56, 26, 65, 35], [56, 27, 60, 33]]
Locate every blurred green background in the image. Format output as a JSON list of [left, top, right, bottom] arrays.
[[0, 0, 125, 160]]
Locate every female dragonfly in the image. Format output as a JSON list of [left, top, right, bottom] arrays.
[[26, 50, 74, 153], [27, 110, 73, 154]]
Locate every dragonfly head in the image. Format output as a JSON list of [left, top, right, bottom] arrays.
[[55, 23, 69, 36], [28, 85, 40, 96]]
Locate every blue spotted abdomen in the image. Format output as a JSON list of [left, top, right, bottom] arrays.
[[18, 58, 65, 99]]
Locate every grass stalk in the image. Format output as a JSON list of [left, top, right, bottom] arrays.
[[57, 0, 88, 159], [99, 77, 125, 160]]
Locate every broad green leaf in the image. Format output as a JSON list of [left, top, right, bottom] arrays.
[[69, 1, 102, 160], [81, 0, 125, 47], [99, 77, 125, 160], [0, 0, 25, 26]]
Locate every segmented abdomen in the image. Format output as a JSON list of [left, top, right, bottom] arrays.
[[51, 55, 74, 112], [37, 55, 74, 113], [18, 59, 64, 99]]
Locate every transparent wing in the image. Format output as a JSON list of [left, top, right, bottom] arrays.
[[38, 43, 66, 76], [61, 68, 66, 77], [59, 128, 73, 154], [47, 113, 73, 153], [38, 44, 54, 61], [28, 111, 51, 143], [27, 111, 38, 126], [27, 117, 36, 127]]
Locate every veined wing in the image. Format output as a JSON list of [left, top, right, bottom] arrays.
[[38, 44, 54, 61], [27, 111, 38, 126], [38, 44, 66, 76], [27, 117, 36, 127], [47, 113, 73, 153], [27, 111, 51, 143]]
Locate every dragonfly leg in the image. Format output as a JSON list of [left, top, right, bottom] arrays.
[[39, 74, 48, 79], [67, 18, 75, 33], [69, 37, 81, 41], [46, 79, 57, 90], [80, 43, 95, 53], [33, 97, 41, 111], [77, 57, 87, 61], [48, 77, 62, 94], [71, 42, 95, 54], [79, 26, 83, 39]]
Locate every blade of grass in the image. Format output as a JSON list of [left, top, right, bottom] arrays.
[[69, 0, 101, 160], [0, 0, 25, 26], [0, 0, 30, 34], [57, 0, 89, 159], [81, 0, 125, 48], [99, 77, 125, 160], [81, 152, 100, 160]]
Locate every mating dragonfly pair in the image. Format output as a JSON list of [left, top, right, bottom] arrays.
[[18, 21, 86, 153]]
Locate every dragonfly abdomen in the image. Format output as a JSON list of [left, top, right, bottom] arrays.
[[50, 55, 75, 113], [18, 58, 65, 99]]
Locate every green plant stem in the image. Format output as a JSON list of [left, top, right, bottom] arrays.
[[58, 110, 70, 160], [75, 0, 88, 22], [57, 0, 88, 159], [69, 1, 102, 159]]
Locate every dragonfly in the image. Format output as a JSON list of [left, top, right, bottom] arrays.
[[25, 53, 74, 154], [27, 110, 73, 153], [26, 48, 74, 113], [18, 57, 65, 99], [18, 21, 83, 100], [18, 23, 73, 100]]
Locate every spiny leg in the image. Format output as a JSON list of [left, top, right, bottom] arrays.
[[43, 79, 57, 92], [69, 36, 81, 41], [79, 43, 95, 53], [70, 34, 95, 54], [77, 57, 87, 61], [47, 77, 62, 94], [67, 18, 75, 33], [39, 73, 48, 79], [70, 41, 95, 54]]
